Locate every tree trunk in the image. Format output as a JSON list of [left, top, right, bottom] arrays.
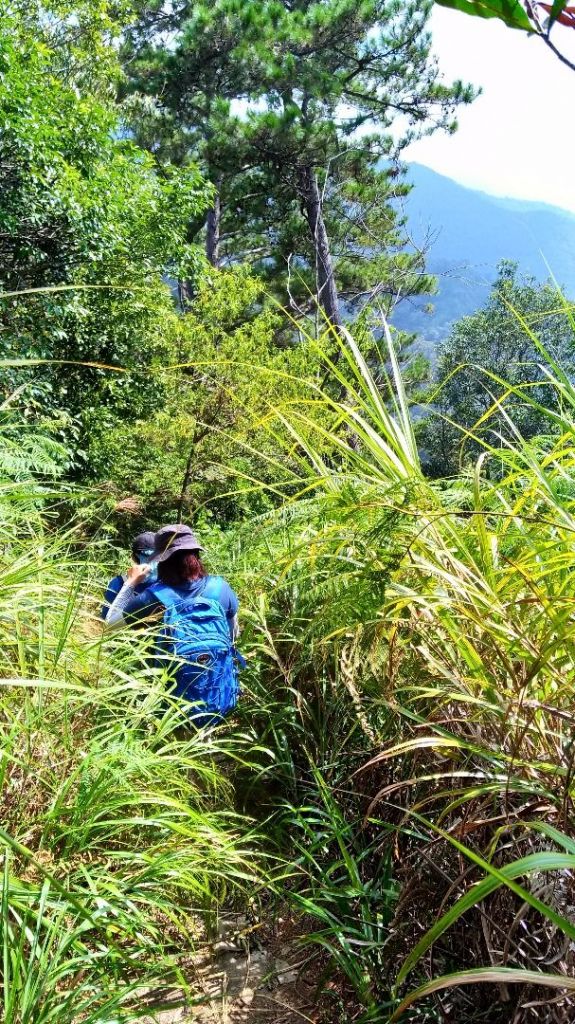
[[299, 165, 342, 330], [178, 278, 193, 310], [206, 179, 222, 267], [177, 441, 195, 523]]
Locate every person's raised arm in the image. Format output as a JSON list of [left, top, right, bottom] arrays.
[[103, 564, 151, 627], [101, 574, 123, 621]]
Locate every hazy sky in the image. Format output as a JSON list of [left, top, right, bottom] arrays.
[[405, 8, 575, 212]]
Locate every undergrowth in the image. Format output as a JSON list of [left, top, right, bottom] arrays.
[[0, 475, 267, 1022], [229, 312, 575, 1022], [5, 306, 575, 1023]]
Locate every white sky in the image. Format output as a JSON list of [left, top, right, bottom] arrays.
[[405, 7, 575, 212]]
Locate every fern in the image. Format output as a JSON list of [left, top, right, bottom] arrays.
[[0, 419, 68, 480]]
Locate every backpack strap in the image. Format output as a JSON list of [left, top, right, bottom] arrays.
[[205, 575, 224, 603], [148, 581, 177, 609], [150, 577, 214, 609], [233, 647, 247, 670]]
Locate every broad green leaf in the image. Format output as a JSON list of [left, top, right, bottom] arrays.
[[548, 1, 571, 26], [435, 0, 534, 31]]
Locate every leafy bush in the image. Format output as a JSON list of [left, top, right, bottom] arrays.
[[86, 267, 330, 526], [419, 262, 575, 476], [0, 3, 210, 452]]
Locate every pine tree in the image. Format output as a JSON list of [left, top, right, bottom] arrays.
[[124, 1, 475, 328]]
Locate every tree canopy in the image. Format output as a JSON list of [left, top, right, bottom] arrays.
[[0, 2, 209, 457], [123, 1, 475, 330], [419, 261, 575, 475]]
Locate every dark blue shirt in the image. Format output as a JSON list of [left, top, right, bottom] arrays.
[[101, 574, 150, 620], [120, 575, 239, 634]]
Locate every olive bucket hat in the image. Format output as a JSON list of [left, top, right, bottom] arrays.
[[152, 524, 204, 563]]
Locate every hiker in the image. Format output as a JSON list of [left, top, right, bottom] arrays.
[[104, 524, 243, 725], [101, 531, 157, 621]]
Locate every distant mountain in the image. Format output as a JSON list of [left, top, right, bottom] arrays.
[[392, 163, 575, 351]]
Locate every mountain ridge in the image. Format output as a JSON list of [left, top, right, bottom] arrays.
[[393, 163, 575, 348]]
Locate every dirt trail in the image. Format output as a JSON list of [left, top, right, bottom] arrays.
[[143, 916, 315, 1024]]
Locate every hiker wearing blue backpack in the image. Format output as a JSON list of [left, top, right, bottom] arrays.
[[104, 524, 244, 725]]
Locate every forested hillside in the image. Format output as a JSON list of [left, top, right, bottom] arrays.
[[3, 2, 575, 1024]]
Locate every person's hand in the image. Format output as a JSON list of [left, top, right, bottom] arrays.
[[126, 564, 150, 586]]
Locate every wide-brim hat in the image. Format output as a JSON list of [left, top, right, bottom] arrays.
[[152, 523, 204, 563]]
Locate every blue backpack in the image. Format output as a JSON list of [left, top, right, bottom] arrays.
[[150, 576, 244, 726]]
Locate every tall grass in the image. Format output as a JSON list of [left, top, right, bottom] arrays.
[[235, 311, 575, 1021], [0, 458, 267, 1022], [6, 305, 575, 1022]]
